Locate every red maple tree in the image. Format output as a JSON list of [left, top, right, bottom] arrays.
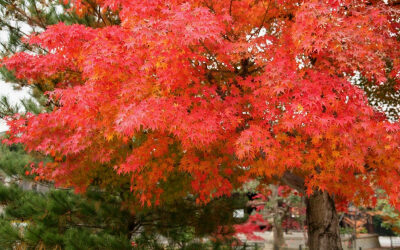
[[3, 0, 400, 249]]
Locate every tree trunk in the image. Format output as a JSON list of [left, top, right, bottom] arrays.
[[306, 190, 342, 250], [272, 215, 284, 250], [270, 185, 285, 250]]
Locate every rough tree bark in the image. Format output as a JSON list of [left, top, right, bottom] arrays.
[[281, 172, 342, 250], [306, 190, 342, 250]]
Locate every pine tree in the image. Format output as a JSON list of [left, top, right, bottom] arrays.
[[0, 138, 249, 249]]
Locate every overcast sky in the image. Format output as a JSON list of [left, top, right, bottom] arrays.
[[0, 80, 30, 132]]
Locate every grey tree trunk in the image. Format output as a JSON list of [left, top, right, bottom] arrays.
[[306, 190, 342, 250], [272, 215, 284, 250], [270, 185, 285, 250]]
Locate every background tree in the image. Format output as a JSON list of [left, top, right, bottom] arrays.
[[0, 141, 250, 249], [236, 184, 306, 249], [2, 1, 400, 250], [373, 193, 400, 236]]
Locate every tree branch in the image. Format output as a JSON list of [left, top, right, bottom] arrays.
[[280, 171, 305, 194]]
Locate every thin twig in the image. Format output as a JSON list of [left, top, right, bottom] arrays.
[[247, 0, 272, 41], [10, 3, 47, 29]]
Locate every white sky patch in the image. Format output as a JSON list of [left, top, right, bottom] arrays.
[[0, 19, 36, 132], [0, 80, 31, 132]]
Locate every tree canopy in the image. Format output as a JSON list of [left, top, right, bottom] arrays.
[[2, 0, 400, 217]]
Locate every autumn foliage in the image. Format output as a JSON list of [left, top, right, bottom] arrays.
[[2, 0, 400, 210]]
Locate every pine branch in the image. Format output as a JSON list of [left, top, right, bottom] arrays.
[[0, 96, 19, 118], [8, 2, 47, 29]]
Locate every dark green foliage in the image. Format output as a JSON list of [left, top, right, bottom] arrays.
[[0, 182, 249, 249], [0, 220, 21, 248], [0, 183, 134, 249], [134, 194, 248, 248], [354, 61, 400, 121], [357, 76, 400, 121], [63, 229, 131, 250], [0, 141, 133, 249], [0, 66, 21, 85], [372, 215, 396, 236], [0, 142, 32, 176]]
